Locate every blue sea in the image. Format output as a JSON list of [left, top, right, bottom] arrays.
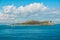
[[0, 24, 60, 40]]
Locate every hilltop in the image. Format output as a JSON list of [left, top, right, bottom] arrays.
[[11, 20, 55, 26]]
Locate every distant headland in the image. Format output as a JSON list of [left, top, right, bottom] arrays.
[[11, 20, 55, 26]]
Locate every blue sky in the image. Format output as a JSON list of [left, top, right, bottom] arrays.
[[0, 0, 60, 8], [0, 0, 60, 24]]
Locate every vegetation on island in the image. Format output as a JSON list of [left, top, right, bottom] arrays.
[[11, 20, 55, 26]]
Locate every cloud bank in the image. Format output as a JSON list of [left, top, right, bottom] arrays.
[[3, 3, 47, 14], [0, 3, 60, 24]]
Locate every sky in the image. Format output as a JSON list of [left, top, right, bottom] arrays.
[[0, 0, 60, 24]]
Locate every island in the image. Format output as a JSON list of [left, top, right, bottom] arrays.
[[11, 20, 55, 26]]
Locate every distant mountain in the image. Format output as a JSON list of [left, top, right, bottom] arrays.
[[11, 20, 55, 26]]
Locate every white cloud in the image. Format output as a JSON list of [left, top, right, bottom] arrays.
[[3, 3, 47, 14], [18, 3, 47, 12], [0, 3, 60, 24]]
